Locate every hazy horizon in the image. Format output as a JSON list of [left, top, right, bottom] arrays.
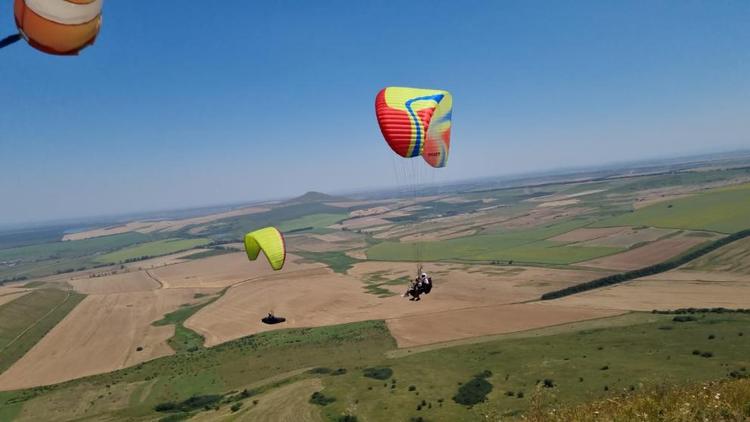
[[2, 1, 748, 225], [2, 148, 748, 230]]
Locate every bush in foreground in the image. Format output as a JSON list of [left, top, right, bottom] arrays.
[[309, 391, 336, 406], [521, 378, 750, 421]]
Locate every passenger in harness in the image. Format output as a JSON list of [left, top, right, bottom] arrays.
[[403, 272, 433, 301]]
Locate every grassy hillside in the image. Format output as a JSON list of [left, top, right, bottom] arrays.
[[0, 289, 85, 374], [0, 321, 395, 421], [1, 313, 749, 420], [318, 312, 750, 421], [523, 378, 750, 421]]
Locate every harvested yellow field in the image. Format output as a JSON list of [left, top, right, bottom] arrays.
[[683, 236, 750, 274], [286, 233, 366, 253], [553, 269, 750, 311], [62, 206, 269, 241], [400, 228, 478, 242], [580, 235, 714, 271], [0, 288, 213, 390], [122, 248, 212, 270], [387, 302, 624, 348], [187, 261, 609, 347], [69, 270, 159, 294], [528, 189, 606, 203], [537, 199, 580, 208], [149, 252, 323, 289]]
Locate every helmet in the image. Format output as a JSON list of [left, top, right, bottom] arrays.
[[420, 273, 427, 278]]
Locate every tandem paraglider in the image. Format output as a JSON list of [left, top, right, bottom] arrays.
[[403, 270, 434, 302], [375, 86, 453, 298]]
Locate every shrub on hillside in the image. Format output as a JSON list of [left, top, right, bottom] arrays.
[[673, 315, 697, 322], [309, 392, 336, 406], [363, 367, 393, 380], [453, 376, 493, 406]]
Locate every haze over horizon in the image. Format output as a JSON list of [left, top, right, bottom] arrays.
[[2, 1, 748, 225]]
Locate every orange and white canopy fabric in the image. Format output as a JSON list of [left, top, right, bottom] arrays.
[[14, 0, 102, 55]]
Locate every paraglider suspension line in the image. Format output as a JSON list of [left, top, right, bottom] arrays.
[[0, 33, 22, 50]]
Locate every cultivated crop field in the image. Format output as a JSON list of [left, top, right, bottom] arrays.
[[592, 183, 750, 233], [95, 238, 212, 264]]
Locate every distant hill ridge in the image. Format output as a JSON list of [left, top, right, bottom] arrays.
[[282, 191, 351, 205]]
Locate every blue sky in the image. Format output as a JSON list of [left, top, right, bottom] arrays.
[[1, 1, 748, 224]]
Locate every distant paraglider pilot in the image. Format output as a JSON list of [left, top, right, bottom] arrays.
[[261, 312, 286, 325]]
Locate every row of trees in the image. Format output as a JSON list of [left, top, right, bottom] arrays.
[[541, 228, 750, 300]]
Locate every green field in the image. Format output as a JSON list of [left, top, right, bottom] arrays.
[[95, 238, 211, 264], [152, 292, 223, 353], [0, 289, 85, 374], [297, 251, 361, 274], [276, 213, 348, 233], [2, 313, 749, 421], [0, 232, 151, 262], [592, 183, 750, 233], [367, 219, 623, 265], [0, 232, 154, 280]]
